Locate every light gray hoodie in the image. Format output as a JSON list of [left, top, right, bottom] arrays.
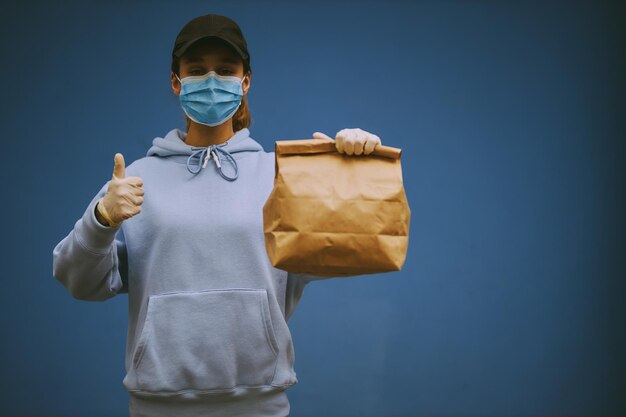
[[52, 127, 321, 417]]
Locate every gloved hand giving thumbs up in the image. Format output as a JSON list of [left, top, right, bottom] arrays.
[[95, 153, 145, 227]]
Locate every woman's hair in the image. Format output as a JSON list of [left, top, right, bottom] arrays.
[[171, 54, 252, 132]]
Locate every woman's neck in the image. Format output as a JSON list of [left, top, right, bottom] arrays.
[[184, 121, 235, 147]]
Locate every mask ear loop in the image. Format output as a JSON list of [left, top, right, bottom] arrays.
[[240, 74, 246, 94]]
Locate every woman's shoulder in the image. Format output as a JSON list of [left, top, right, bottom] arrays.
[[122, 156, 153, 178]]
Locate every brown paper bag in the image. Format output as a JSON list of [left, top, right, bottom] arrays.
[[263, 137, 411, 277]]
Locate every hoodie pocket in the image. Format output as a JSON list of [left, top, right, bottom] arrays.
[[132, 288, 280, 393]]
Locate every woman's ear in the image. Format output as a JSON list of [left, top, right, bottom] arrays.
[[171, 72, 181, 96], [242, 71, 251, 96]]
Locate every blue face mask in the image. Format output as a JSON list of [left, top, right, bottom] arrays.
[[176, 71, 246, 127]]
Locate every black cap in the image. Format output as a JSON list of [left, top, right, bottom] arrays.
[[172, 14, 250, 66]]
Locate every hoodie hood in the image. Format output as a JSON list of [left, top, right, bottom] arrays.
[[146, 127, 263, 181]]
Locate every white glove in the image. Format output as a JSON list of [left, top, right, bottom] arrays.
[[312, 128, 382, 155], [96, 153, 144, 227]]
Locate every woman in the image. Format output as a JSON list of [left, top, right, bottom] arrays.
[[52, 13, 383, 417]]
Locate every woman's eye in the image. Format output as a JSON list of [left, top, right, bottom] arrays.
[[188, 69, 232, 76]]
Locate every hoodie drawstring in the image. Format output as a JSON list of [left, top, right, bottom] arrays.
[[186, 143, 239, 181]]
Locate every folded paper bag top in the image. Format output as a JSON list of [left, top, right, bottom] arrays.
[[263, 137, 411, 278]]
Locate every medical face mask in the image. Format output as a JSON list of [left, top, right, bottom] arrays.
[[176, 71, 245, 127]]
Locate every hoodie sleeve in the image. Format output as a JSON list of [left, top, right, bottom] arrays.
[[284, 272, 313, 321], [285, 271, 338, 320], [52, 180, 128, 301]]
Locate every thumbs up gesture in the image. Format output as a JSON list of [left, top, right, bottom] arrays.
[[96, 153, 145, 227]]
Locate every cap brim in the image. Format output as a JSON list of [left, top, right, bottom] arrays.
[[174, 35, 247, 62]]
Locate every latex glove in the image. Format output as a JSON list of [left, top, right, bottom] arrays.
[[96, 153, 145, 227], [312, 128, 382, 156]]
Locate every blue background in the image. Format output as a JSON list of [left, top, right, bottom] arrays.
[[2, 1, 624, 416]]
